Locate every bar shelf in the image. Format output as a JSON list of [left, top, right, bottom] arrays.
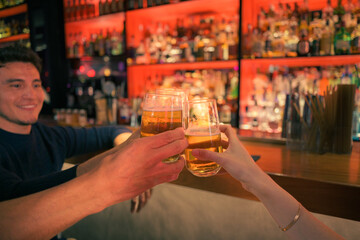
[[0, 3, 27, 18], [0, 33, 29, 44]]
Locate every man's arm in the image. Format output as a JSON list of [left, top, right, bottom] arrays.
[[56, 125, 132, 159], [0, 172, 104, 240], [0, 128, 187, 240]]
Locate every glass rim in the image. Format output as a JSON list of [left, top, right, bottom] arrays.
[[144, 92, 183, 99], [188, 98, 216, 104]]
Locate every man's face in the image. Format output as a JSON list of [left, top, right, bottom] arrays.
[[0, 62, 44, 133]]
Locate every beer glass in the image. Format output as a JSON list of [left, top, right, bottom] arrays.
[[155, 88, 189, 127], [185, 99, 222, 177], [140, 92, 183, 163]]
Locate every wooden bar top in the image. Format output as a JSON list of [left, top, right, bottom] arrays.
[[60, 120, 360, 221], [172, 137, 360, 221]]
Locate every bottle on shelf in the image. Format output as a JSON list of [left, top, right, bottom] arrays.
[[320, 19, 334, 56], [333, 0, 345, 25], [99, 0, 104, 16], [334, 21, 351, 55], [351, 17, 360, 54], [104, 0, 111, 14], [110, 0, 118, 13]]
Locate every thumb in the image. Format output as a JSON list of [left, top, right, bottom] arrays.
[[191, 149, 224, 164]]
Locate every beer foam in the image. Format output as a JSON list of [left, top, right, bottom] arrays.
[[143, 107, 182, 111], [185, 128, 220, 136]]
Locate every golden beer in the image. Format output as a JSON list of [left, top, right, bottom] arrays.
[[140, 109, 182, 163], [185, 132, 222, 177]]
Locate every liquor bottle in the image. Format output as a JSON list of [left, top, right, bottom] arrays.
[[138, 0, 143, 8], [344, 0, 355, 29], [354, 0, 360, 19], [75, 0, 81, 20], [292, 2, 300, 22], [86, 0, 95, 18], [299, 0, 310, 24], [72, 33, 80, 57], [105, 29, 112, 56], [299, 15, 309, 37], [351, 17, 360, 54], [284, 25, 299, 57], [242, 24, 252, 59], [99, 0, 104, 16], [147, 0, 153, 7], [110, 0, 117, 13], [228, 30, 238, 60], [333, 0, 345, 25], [320, 20, 334, 55], [117, 0, 124, 12], [284, 3, 292, 19], [70, 0, 77, 21], [127, 0, 135, 10], [98, 30, 106, 56], [104, 0, 111, 14], [262, 26, 273, 57], [322, 0, 334, 23], [80, 0, 86, 20], [276, 2, 285, 22], [65, 0, 71, 22], [271, 25, 285, 57], [297, 33, 310, 57], [310, 13, 322, 56], [334, 21, 351, 55]]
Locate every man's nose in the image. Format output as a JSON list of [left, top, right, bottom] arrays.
[[22, 86, 38, 98]]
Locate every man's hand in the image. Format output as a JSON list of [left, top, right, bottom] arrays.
[[81, 128, 188, 210]]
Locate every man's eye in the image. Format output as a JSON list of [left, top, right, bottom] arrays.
[[10, 84, 21, 88], [34, 83, 41, 88]]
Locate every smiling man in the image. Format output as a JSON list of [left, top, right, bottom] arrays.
[[0, 46, 137, 204], [0, 46, 134, 201]]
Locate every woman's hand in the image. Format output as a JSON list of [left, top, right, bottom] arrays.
[[191, 125, 264, 191]]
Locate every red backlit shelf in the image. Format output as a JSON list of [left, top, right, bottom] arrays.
[[65, 11, 125, 49], [128, 60, 238, 71], [0, 3, 27, 18], [241, 55, 360, 68], [0, 33, 29, 44], [126, 0, 239, 46]]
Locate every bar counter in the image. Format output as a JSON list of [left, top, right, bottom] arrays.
[[63, 124, 360, 222], [172, 135, 360, 222]]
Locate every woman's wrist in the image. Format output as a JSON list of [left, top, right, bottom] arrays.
[[241, 164, 273, 196]]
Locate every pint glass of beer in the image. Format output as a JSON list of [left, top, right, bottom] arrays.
[[140, 92, 183, 163], [155, 88, 189, 128], [185, 99, 222, 177]]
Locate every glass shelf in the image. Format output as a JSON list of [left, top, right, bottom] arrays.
[[0, 3, 27, 18], [127, 60, 238, 70], [0, 33, 29, 44]]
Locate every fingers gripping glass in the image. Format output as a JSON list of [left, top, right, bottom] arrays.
[[140, 92, 183, 163], [185, 99, 222, 177]]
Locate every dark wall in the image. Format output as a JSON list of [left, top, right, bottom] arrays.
[[28, 0, 68, 112]]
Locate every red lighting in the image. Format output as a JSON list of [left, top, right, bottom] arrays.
[[87, 69, 96, 78], [46, 87, 51, 92], [79, 65, 85, 73]]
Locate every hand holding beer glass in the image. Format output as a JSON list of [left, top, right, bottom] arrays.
[[185, 99, 222, 177], [140, 92, 183, 163]]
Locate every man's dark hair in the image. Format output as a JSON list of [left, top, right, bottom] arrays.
[[0, 45, 42, 73]]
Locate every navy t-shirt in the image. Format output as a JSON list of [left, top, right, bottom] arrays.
[[0, 122, 131, 201]]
